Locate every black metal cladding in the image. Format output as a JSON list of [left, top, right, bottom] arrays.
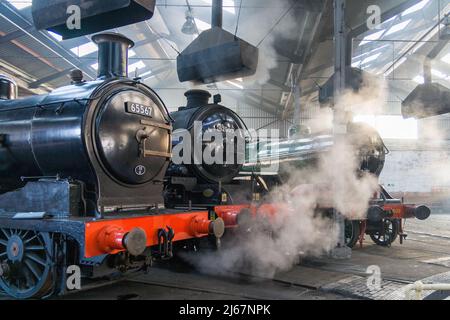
[[0, 82, 98, 195], [32, 0, 156, 39], [92, 33, 135, 79], [0, 76, 17, 100], [0, 180, 82, 218]]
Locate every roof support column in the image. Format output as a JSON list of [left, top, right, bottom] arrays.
[[331, 0, 352, 260]]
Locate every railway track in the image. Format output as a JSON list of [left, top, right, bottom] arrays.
[[52, 260, 348, 300], [2, 220, 450, 300]]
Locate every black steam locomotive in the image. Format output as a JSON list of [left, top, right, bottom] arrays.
[[164, 89, 269, 208], [0, 34, 171, 208], [0, 33, 224, 299]]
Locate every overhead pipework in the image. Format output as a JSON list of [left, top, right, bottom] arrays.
[[211, 0, 223, 28]]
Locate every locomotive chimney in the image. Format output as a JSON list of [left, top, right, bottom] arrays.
[[0, 75, 17, 100], [184, 90, 211, 109], [92, 33, 135, 79]]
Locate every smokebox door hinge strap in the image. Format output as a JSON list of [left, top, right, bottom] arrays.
[[137, 120, 173, 159]]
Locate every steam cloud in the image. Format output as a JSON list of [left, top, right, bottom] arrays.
[[238, 0, 301, 85], [178, 0, 386, 280], [180, 112, 380, 279]]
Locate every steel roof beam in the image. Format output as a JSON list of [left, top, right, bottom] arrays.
[[0, 2, 97, 85]]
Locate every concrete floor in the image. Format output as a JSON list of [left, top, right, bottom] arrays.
[[2, 214, 450, 300], [61, 213, 450, 300]]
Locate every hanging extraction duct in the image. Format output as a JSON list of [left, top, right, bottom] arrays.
[[177, 0, 259, 84], [401, 83, 450, 119], [32, 0, 156, 39], [402, 44, 450, 119]]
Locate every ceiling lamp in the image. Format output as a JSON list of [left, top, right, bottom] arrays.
[[182, 10, 197, 35]]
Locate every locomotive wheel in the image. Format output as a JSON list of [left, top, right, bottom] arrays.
[[370, 219, 399, 247], [344, 220, 360, 248], [0, 229, 53, 299]]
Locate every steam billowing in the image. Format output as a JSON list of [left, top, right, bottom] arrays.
[[237, 0, 301, 85], [179, 127, 379, 278], [178, 1, 387, 278], [179, 86, 383, 278]]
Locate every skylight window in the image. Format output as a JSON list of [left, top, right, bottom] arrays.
[[354, 44, 390, 61], [226, 80, 244, 89], [195, 18, 211, 32], [129, 60, 146, 73], [442, 53, 450, 65], [352, 60, 362, 67], [385, 19, 411, 36], [362, 52, 382, 65], [7, 0, 31, 10], [432, 69, 447, 79], [201, 0, 236, 14], [384, 57, 407, 76], [224, 0, 236, 14], [48, 31, 63, 42], [353, 115, 418, 140], [71, 42, 98, 57], [140, 70, 153, 78], [413, 75, 425, 84], [412, 41, 426, 53], [402, 0, 430, 16], [359, 30, 385, 46], [354, 49, 387, 69], [381, 15, 398, 26]]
